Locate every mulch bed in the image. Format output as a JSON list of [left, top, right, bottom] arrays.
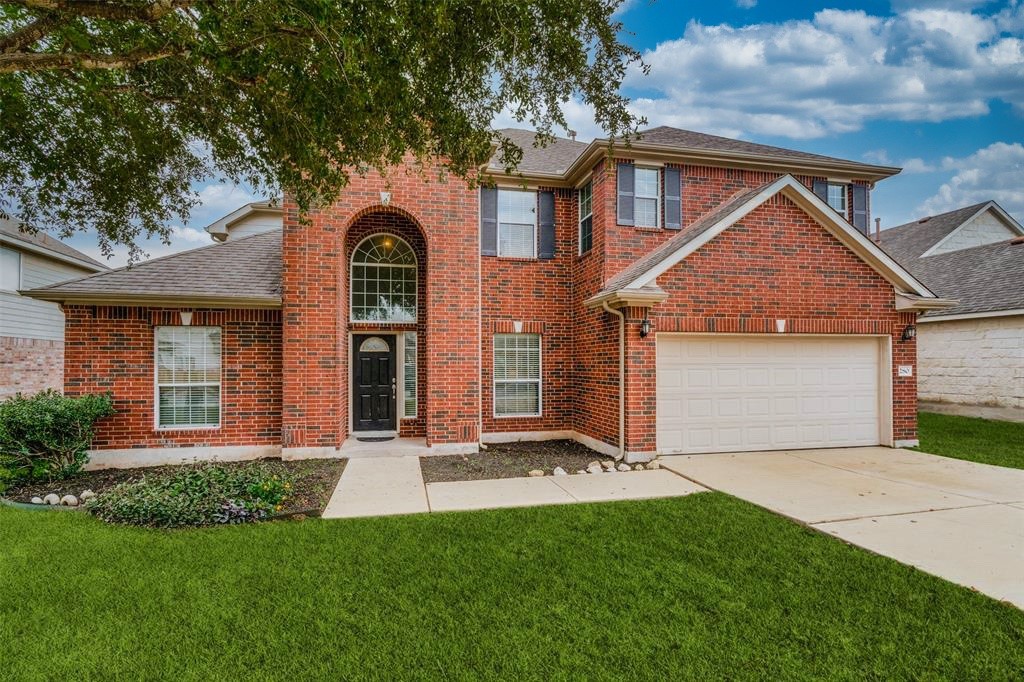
[[4, 458, 346, 516], [420, 440, 615, 483]]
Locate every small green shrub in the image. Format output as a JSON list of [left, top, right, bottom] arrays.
[[0, 390, 114, 490], [88, 462, 293, 528]]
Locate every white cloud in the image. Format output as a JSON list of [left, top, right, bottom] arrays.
[[625, 6, 1024, 138], [171, 226, 211, 243], [917, 141, 1024, 216], [736, 0, 757, 8]]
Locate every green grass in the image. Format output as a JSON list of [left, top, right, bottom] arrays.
[[2, 495, 1022, 680], [916, 411, 1024, 469]]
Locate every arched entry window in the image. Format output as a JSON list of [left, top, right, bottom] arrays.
[[351, 234, 417, 322]]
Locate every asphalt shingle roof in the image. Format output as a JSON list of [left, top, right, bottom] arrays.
[[0, 219, 107, 270], [877, 202, 990, 262], [26, 230, 282, 305], [487, 128, 589, 176], [900, 239, 1024, 317]]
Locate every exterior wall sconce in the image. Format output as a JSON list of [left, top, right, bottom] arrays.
[[640, 316, 651, 338], [901, 324, 916, 342]]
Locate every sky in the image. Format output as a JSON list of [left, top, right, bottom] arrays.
[[65, 0, 1023, 267]]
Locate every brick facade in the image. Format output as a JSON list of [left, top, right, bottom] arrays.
[[60, 149, 919, 459], [0, 336, 63, 400], [63, 307, 281, 449]]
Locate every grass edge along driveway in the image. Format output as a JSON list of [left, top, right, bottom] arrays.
[[3, 493, 1022, 680], [917, 411, 1024, 470]]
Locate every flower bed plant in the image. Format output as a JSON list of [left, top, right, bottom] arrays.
[[0, 390, 114, 492], [87, 462, 296, 528]]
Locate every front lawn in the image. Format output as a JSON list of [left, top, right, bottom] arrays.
[[916, 411, 1024, 469], [2, 494, 1021, 679]]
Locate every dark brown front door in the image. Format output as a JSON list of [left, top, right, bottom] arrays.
[[352, 335, 396, 431]]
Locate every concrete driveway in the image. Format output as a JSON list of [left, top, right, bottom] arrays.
[[660, 447, 1024, 608]]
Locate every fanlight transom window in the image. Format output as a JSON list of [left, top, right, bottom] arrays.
[[351, 234, 417, 322]]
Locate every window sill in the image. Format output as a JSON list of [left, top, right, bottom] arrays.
[[155, 425, 221, 432], [493, 413, 543, 419]]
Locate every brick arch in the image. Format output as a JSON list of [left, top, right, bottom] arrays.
[[341, 203, 430, 246], [344, 209, 429, 438]]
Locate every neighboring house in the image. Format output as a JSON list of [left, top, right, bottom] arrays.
[[879, 201, 1024, 410], [24, 126, 951, 469], [0, 220, 107, 400], [204, 199, 282, 242]]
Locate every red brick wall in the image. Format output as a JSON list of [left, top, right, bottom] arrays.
[[481, 187, 574, 434], [617, 196, 917, 452], [62, 307, 282, 449], [0, 337, 63, 400], [282, 158, 481, 449]]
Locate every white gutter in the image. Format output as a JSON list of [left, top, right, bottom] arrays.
[[601, 301, 626, 460]]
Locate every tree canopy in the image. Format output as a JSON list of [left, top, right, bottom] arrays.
[[0, 0, 642, 259]]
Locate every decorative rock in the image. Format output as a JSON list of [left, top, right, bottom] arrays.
[[576, 470, 587, 475], [617, 463, 631, 472], [528, 469, 544, 477], [80, 490, 97, 501], [43, 493, 60, 505], [60, 494, 79, 507], [601, 461, 615, 471], [646, 460, 661, 470], [634, 464, 644, 471], [30, 496, 44, 505], [552, 466, 567, 476], [588, 461, 600, 470], [586, 464, 603, 475]]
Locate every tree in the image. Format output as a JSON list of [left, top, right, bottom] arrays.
[[0, 0, 642, 259]]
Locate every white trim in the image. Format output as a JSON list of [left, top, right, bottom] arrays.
[[894, 439, 920, 449], [623, 175, 935, 298], [349, 233, 418, 324], [0, 234, 106, 273], [920, 202, 1024, 258], [492, 332, 543, 418], [203, 200, 282, 240], [153, 326, 222, 430], [918, 308, 1024, 323], [85, 444, 281, 470], [402, 330, 418, 419], [826, 182, 848, 217]]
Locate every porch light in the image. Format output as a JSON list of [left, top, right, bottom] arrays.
[[901, 325, 917, 342], [640, 316, 651, 338]]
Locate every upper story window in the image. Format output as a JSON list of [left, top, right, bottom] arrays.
[[498, 189, 537, 258], [156, 326, 221, 429], [351, 234, 417, 323], [634, 167, 661, 228], [1, 246, 21, 291], [827, 183, 848, 215], [579, 182, 593, 254]]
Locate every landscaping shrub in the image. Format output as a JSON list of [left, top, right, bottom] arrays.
[[0, 390, 114, 491], [87, 462, 293, 528]]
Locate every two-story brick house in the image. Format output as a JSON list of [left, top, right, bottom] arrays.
[[26, 127, 953, 468]]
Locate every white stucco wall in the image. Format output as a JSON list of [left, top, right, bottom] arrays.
[[917, 315, 1024, 409]]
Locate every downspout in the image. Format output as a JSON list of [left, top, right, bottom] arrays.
[[601, 301, 626, 460]]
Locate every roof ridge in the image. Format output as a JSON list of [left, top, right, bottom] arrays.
[[884, 201, 992, 234]]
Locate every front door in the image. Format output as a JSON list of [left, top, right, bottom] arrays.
[[352, 335, 397, 431]]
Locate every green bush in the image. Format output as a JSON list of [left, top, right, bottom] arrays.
[[88, 462, 293, 528], [0, 390, 114, 490]]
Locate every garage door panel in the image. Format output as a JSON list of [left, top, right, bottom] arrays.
[[658, 335, 882, 454]]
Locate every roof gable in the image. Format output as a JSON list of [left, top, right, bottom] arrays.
[[879, 201, 1023, 262], [0, 219, 107, 272], [596, 175, 935, 301]]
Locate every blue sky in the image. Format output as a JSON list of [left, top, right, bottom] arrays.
[[70, 0, 1023, 266]]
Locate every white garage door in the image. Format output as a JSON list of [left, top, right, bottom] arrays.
[[657, 335, 883, 454]]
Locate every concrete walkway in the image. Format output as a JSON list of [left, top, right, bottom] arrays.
[[661, 447, 1024, 608], [322, 460, 705, 519]]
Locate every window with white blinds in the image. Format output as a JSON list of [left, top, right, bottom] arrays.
[[497, 189, 537, 258], [634, 167, 660, 228], [403, 331, 417, 418], [493, 333, 541, 416], [155, 326, 221, 428]]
